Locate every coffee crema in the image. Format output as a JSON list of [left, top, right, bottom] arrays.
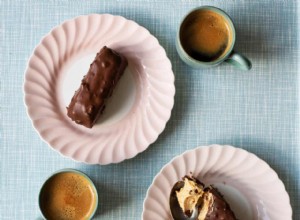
[[39, 172, 97, 220], [180, 9, 233, 62]]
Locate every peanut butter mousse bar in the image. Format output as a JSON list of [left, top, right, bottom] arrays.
[[174, 176, 237, 220], [67, 46, 128, 128]]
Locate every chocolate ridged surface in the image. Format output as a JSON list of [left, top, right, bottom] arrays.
[[67, 46, 128, 128]]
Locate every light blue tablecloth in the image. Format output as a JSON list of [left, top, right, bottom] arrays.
[[1, 0, 299, 219]]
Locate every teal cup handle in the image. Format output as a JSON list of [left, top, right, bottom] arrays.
[[176, 6, 252, 71], [225, 51, 252, 71]]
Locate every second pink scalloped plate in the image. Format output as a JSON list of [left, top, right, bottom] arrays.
[[142, 145, 292, 220]]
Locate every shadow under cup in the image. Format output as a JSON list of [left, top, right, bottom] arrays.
[[38, 169, 98, 220], [176, 6, 236, 68]]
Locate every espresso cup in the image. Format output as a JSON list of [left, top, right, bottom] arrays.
[[176, 6, 252, 70], [38, 169, 98, 220]]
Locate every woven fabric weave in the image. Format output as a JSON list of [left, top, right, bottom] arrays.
[[1, 0, 299, 219]]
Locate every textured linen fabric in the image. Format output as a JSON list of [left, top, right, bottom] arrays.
[[1, 0, 299, 219]]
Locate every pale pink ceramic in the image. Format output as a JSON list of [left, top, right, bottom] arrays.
[[23, 14, 175, 164], [142, 145, 292, 220]]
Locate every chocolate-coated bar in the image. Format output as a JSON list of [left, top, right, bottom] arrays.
[[171, 176, 237, 220], [67, 46, 128, 128]]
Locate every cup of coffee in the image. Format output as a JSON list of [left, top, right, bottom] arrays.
[[38, 169, 98, 220], [176, 6, 251, 70]]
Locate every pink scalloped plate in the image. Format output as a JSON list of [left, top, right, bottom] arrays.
[[142, 145, 292, 220], [23, 14, 175, 164]]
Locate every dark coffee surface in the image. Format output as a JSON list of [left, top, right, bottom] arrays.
[[40, 172, 96, 220], [67, 46, 128, 128], [180, 9, 232, 62]]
